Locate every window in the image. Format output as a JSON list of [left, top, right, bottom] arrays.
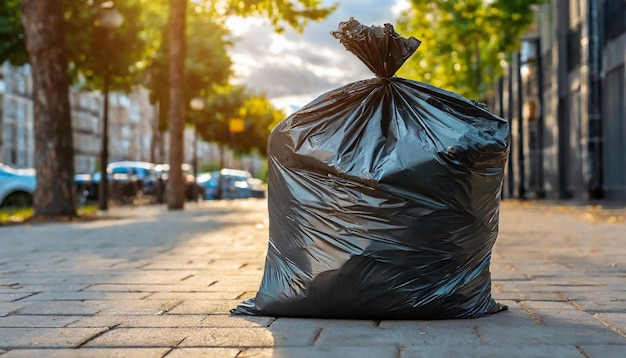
[[566, 25, 581, 72], [604, 0, 626, 42]]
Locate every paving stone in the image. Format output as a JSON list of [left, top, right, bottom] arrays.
[[143, 291, 240, 300], [160, 348, 241, 358], [478, 322, 625, 346], [520, 300, 619, 328], [100, 271, 201, 285], [0, 315, 80, 328], [594, 312, 626, 335], [0, 293, 35, 302], [401, 344, 584, 358], [82, 283, 227, 293], [64, 315, 125, 328], [181, 327, 319, 347], [83, 327, 187, 347], [21, 291, 148, 301], [577, 344, 626, 358], [0, 284, 90, 293], [1, 348, 169, 357], [200, 314, 274, 328], [270, 317, 377, 330], [0, 274, 115, 285], [12, 301, 101, 316], [119, 315, 206, 328], [0, 328, 106, 348], [314, 324, 481, 347], [238, 346, 399, 358], [166, 300, 236, 315], [84, 299, 183, 316], [66, 315, 208, 328], [491, 291, 566, 301], [546, 290, 625, 301], [0, 302, 25, 317], [182, 274, 263, 287]]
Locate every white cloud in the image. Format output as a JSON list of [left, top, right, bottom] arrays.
[[227, 0, 410, 114], [391, 0, 411, 16]]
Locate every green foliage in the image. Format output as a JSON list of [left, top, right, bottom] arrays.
[[396, 0, 544, 101], [147, 0, 335, 132], [0, 204, 98, 225], [67, 0, 147, 93], [193, 85, 246, 148], [192, 86, 284, 156], [199, 161, 221, 173], [199, 0, 337, 33], [186, 15, 232, 98], [145, 7, 232, 131], [0, 0, 27, 65], [0, 0, 148, 93], [0, 206, 31, 225], [236, 94, 285, 155]]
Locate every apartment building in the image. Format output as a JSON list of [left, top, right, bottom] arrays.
[[492, 0, 625, 201]]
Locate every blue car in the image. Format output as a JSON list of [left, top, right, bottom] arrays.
[[197, 169, 265, 200], [0, 163, 36, 208]]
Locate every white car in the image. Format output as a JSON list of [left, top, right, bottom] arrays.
[[0, 163, 36, 208]]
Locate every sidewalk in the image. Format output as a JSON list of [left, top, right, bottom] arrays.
[[0, 199, 625, 357]]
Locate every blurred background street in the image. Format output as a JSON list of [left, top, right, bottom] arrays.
[[1, 0, 625, 215]]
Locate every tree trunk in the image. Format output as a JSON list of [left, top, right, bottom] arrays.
[[19, 0, 76, 217], [167, 0, 187, 210]]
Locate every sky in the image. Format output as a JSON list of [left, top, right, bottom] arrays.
[[226, 0, 410, 114]]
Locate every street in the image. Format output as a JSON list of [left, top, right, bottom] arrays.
[[0, 199, 625, 357]]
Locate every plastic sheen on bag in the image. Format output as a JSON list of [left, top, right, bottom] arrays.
[[233, 18, 510, 320]]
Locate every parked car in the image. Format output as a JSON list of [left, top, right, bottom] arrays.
[[0, 163, 36, 208], [77, 161, 158, 203], [197, 168, 265, 200], [196, 172, 218, 200], [74, 173, 95, 201], [247, 177, 267, 198], [155, 163, 203, 201]]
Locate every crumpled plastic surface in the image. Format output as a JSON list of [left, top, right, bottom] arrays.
[[233, 18, 510, 319]]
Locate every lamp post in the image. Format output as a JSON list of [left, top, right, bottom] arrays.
[[97, 1, 123, 211], [189, 97, 204, 202]]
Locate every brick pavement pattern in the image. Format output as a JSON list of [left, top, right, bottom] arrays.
[[0, 199, 625, 357]]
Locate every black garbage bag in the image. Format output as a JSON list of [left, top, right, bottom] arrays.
[[233, 18, 510, 320]]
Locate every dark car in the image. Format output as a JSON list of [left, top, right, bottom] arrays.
[[77, 161, 158, 203], [74, 173, 95, 202], [155, 163, 203, 201]]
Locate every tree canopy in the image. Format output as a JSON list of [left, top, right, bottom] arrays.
[[146, 6, 233, 132], [396, 0, 544, 101], [191, 86, 284, 156], [0, 0, 27, 65], [1, 0, 148, 93]]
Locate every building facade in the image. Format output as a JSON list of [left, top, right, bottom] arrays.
[[0, 63, 34, 168], [493, 0, 626, 201], [0, 63, 158, 174], [0, 62, 247, 178]]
